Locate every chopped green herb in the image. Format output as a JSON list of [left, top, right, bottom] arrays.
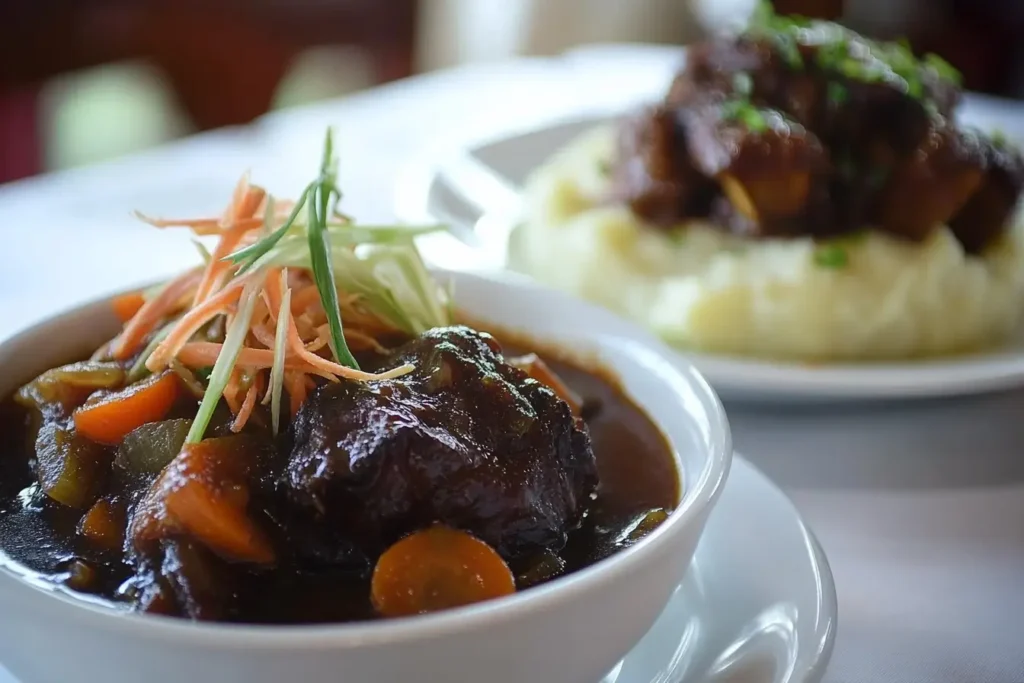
[[814, 243, 849, 268], [827, 81, 848, 105], [194, 366, 214, 383], [773, 34, 804, 69], [750, 0, 775, 28], [721, 100, 769, 133], [905, 78, 924, 99], [749, 2, 958, 106], [597, 160, 612, 176], [991, 128, 1008, 148]]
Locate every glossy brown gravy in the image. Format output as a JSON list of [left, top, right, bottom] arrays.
[[0, 328, 679, 624]]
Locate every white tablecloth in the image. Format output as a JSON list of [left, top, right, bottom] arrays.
[[2, 44, 1024, 683]]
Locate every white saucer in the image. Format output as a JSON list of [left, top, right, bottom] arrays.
[[0, 455, 836, 683], [395, 111, 1024, 402], [603, 455, 836, 683]]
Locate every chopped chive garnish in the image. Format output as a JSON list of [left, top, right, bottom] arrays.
[[827, 81, 848, 105], [814, 244, 849, 269], [721, 100, 769, 133]]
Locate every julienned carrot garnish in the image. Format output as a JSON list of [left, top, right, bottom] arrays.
[[112, 268, 203, 360], [114, 127, 451, 440], [144, 272, 254, 373], [231, 372, 262, 433]]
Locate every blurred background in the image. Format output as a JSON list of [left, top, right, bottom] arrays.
[[1, 0, 1021, 185]]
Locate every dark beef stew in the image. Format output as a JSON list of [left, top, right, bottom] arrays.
[[612, 6, 1024, 252], [0, 325, 677, 624]]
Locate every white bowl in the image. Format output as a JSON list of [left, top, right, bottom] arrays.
[[0, 269, 732, 683]]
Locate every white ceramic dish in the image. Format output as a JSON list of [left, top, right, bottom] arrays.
[[0, 269, 731, 683], [395, 113, 1024, 403], [601, 454, 836, 683], [0, 454, 835, 683]]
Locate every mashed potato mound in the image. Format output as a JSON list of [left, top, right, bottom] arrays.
[[513, 125, 1024, 361]]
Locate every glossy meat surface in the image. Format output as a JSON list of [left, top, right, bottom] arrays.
[[0, 328, 674, 624], [615, 19, 1022, 251], [612, 105, 716, 225], [283, 326, 598, 559], [680, 103, 832, 237]]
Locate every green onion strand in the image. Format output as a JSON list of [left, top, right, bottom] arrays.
[[227, 184, 312, 272], [186, 272, 267, 444]]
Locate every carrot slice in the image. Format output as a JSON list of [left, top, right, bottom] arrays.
[[163, 477, 273, 564], [371, 525, 516, 618], [73, 372, 180, 445], [132, 438, 275, 564], [112, 291, 146, 323]]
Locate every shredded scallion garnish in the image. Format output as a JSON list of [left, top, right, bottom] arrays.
[[127, 321, 177, 382], [229, 184, 311, 274], [308, 131, 359, 369], [119, 127, 453, 441], [186, 271, 268, 444], [267, 269, 291, 435]]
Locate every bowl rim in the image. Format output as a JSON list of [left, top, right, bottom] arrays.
[[0, 268, 732, 649]]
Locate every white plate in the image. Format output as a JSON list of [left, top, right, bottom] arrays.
[[603, 455, 836, 683], [395, 111, 1024, 402], [0, 455, 836, 683]]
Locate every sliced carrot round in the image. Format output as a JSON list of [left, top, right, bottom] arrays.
[[371, 525, 515, 618], [73, 372, 180, 445]]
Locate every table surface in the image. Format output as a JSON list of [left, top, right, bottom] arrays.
[[2, 44, 1023, 683]]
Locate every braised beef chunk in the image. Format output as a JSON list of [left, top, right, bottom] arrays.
[[950, 139, 1024, 253], [0, 326, 678, 624], [670, 36, 823, 126], [284, 326, 598, 559], [612, 105, 717, 225], [615, 14, 1023, 250], [876, 123, 986, 242], [681, 103, 831, 237]]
